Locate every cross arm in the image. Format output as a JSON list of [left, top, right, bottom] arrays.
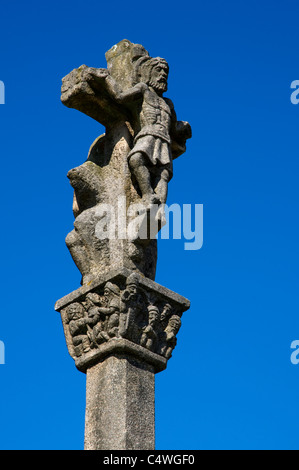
[[61, 65, 131, 127]]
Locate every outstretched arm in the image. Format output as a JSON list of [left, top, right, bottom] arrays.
[[105, 75, 146, 104], [97, 306, 118, 316], [82, 67, 146, 104]]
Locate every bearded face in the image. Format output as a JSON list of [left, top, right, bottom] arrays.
[[168, 316, 181, 334], [67, 303, 84, 320], [148, 62, 169, 94]]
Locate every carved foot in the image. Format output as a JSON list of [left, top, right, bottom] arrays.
[[155, 205, 167, 227], [141, 193, 160, 207]]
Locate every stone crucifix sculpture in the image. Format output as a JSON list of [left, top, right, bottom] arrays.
[[88, 56, 191, 213], [55, 40, 191, 450]]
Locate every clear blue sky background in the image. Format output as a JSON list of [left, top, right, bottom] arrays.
[[0, 0, 299, 450]]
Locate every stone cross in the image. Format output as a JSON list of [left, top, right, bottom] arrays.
[[55, 40, 192, 450]]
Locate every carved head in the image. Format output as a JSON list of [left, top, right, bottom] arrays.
[[148, 305, 160, 325], [136, 56, 169, 94], [148, 58, 169, 93], [103, 282, 120, 302], [67, 302, 85, 321], [125, 273, 139, 297], [160, 303, 172, 321], [86, 292, 101, 307], [168, 315, 181, 334]]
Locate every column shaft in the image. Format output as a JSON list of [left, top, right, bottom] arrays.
[[84, 355, 155, 450]]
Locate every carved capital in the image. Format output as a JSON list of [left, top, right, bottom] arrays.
[[55, 268, 190, 373]]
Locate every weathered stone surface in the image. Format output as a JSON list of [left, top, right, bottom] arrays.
[[105, 39, 149, 92], [61, 64, 130, 126], [85, 356, 155, 450], [65, 123, 158, 284]]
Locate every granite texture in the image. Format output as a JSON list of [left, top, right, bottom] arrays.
[[84, 356, 155, 450]]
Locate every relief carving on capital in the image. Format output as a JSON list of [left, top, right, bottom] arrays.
[[60, 273, 184, 367]]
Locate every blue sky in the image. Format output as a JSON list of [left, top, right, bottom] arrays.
[[0, 0, 299, 450]]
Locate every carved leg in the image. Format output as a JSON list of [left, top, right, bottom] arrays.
[[154, 168, 170, 224], [129, 152, 160, 205], [154, 168, 170, 205], [65, 229, 90, 281]]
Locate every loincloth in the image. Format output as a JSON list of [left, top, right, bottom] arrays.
[[128, 135, 173, 177]]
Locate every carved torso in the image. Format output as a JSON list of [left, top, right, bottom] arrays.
[[133, 88, 172, 142]]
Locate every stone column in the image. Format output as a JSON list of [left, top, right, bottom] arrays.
[[55, 268, 189, 450], [84, 356, 155, 450]]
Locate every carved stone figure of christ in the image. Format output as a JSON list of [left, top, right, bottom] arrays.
[[81, 56, 191, 221]]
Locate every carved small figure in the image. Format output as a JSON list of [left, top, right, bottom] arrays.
[[92, 282, 120, 343], [85, 292, 102, 309], [160, 314, 182, 359], [67, 302, 91, 356], [119, 273, 144, 340], [121, 273, 139, 302], [140, 305, 160, 352], [160, 303, 172, 322], [84, 293, 104, 347]]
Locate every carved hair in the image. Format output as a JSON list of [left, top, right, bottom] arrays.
[[126, 272, 139, 286], [133, 56, 169, 85], [104, 282, 120, 296], [167, 314, 181, 331], [147, 305, 160, 320]]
